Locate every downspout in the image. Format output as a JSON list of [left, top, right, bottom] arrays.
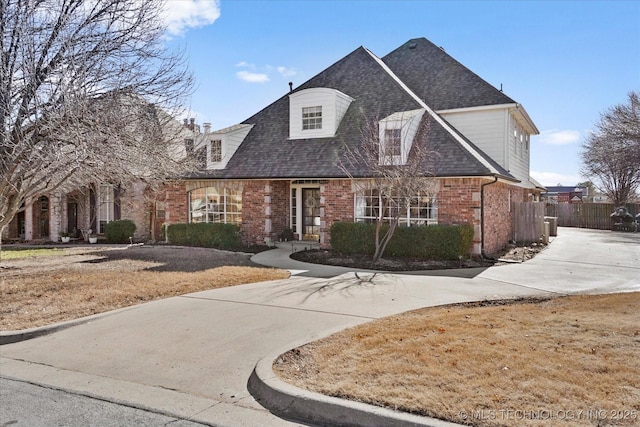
[[480, 176, 499, 259]]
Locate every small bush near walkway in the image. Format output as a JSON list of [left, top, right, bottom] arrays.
[[330, 222, 474, 260], [105, 220, 137, 244], [167, 223, 241, 249]]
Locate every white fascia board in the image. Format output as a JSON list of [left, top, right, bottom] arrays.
[[436, 103, 518, 114], [513, 104, 539, 135], [437, 175, 520, 184], [363, 47, 502, 176], [380, 108, 425, 122], [209, 123, 253, 136]]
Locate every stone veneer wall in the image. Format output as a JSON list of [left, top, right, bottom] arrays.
[[118, 182, 151, 240]]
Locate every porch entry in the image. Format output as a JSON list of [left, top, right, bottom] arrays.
[[67, 201, 78, 238], [302, 188, 320, 240], [290, 182, 321, 241]]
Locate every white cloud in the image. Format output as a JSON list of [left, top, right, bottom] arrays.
[[163, 0, 221, 36], [536, 129, 581, 145], [530, 171, 584, 187], [236, 70, 270, 83], [277, 66, 297, 78], [235, 61, 255, 69]]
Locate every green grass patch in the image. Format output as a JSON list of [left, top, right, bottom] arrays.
[[0, 247, 65, 260]]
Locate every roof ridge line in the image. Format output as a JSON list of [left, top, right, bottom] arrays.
[[362, 46, 501, 176]]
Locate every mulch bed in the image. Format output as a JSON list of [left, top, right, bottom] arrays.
[[290, 243, 546, 271]]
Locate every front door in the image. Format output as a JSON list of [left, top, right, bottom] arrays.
[[302, 188, 320, 241], [36, 196, 49, 239], [67, 201, 78, 237]]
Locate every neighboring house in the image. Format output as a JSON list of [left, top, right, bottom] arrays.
[[542, 186, 588, 204], [163, 38, 543, 256], [5, 183, 156, 242], [3, 108, 196, 244]]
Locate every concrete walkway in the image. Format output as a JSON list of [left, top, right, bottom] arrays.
[[1, 228, 638, 426]]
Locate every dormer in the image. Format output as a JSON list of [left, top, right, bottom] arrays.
[[201, 123, 254, 170], [378, 109, 425, 165], [289, 88, 354, 139]]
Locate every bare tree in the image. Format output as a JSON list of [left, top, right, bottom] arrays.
[[581, 91, 640, 205], [0, 0, 195, 239], [338, 110, 438, 262]]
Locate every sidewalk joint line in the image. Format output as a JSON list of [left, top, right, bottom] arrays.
[[178, 295, 378, 320]]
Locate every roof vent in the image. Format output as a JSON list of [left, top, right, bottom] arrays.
[[408, 42, 417, 49]]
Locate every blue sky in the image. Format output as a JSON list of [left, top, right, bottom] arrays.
[[164, 0, 640, 187]]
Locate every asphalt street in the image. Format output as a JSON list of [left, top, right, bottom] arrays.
[[0, 377, 208, 427]]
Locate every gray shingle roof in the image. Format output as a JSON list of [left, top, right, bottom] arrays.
[[382, 38, 516, 110], [191, 40, 516, 181]]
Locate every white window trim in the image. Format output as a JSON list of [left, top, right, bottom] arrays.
[[353, 190, 438, 226], [378, 109, 425, 166], [302, 105, 322, 130], [209, 139, 222, 162], [288, 88, 354, 139], [189, 187, 242, 225], [98, 184, 115, 233]]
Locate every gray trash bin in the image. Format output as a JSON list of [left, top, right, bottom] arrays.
[[544, 216, 558, 237]]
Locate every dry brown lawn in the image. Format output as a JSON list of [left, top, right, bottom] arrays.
[[274, 293, 640, 427], [0, 245, 289, 330]]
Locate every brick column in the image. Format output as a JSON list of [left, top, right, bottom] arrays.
[[163, 181, 189, 227]]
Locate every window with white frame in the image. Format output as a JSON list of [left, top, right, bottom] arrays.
[[383, 128, 402, 158], [210, 140, 222, 162], [302, 106, 322, 130], [98, 184, 115, 233], [189, 187, 241, 225], [378, 109, 425, 166], [354, 189, 437, 226]]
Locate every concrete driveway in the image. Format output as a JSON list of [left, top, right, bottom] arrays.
[[1, 227, 638, 426]]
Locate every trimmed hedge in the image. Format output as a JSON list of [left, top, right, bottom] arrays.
[[104, 220, 137, 244], [166, 223, 241, 249], [330, 222, 474, 260]]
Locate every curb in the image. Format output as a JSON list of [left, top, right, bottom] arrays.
[[248, 346, 463, 427], [1, 306, 136, 345]]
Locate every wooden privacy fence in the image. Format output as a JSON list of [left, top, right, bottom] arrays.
[[545, 203, 640, 230], [512, 202, 546, 244]]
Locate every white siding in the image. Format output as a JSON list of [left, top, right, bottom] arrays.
[[204, 124, 253, 170], [506, 114, 531, 184], [289, 88, 353, 139], [379, 109, 425, 164], [440, 109, 508, 167]]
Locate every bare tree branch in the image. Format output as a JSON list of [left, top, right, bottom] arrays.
[[338, 109, 439, 261], [580, 91, 640, 205], [1, 0, 195, 231]]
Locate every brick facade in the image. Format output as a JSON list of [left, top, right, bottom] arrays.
[[163, 181, 189, 226], [241, 180, 268, 245], [162, 177, 528, 256], [482, 181, 523, 255], [429, 177, 528, 256], [320, 179, 353, 248], [239, 180, 290, 245], [270, 180, 290, 241]]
